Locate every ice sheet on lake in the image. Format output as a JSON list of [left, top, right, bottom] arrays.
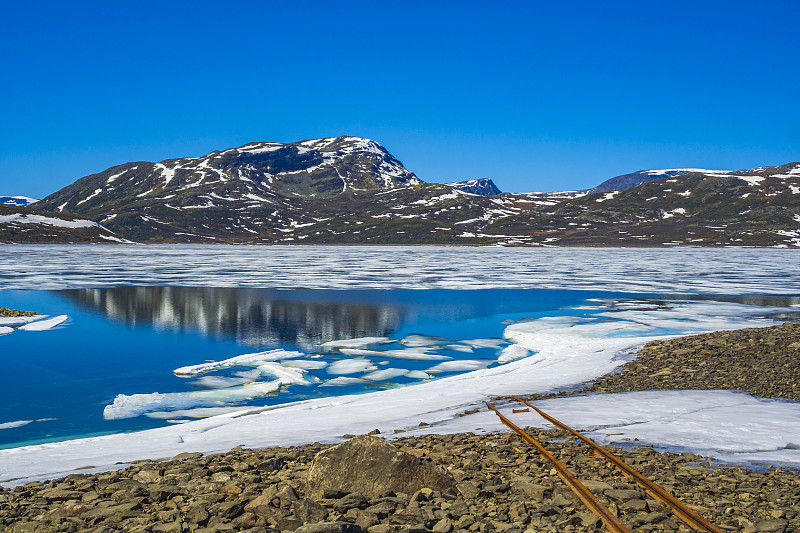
[[320, 337, 390, 348], [2, 245, 799, 294], [0, 327, 12, 336], [102, 381, 282, 420], [174, 349, 304, 376], [17, 315, 68, 331]]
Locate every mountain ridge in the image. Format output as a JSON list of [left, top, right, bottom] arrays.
[[6, 137, 800, 247]]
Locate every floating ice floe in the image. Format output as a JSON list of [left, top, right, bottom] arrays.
[[444, 344, 473, 353], [339, 347, 451, 361], [0, 327, 13, 336], [427, 360, 492, 372], [188, 376, 258, 389], [0, 420, 33, 430], [0, 315, 46, 327], [400, 334, 448, 347], [320, 376, 367, 387], [102, 381, 282, 420], [319, 337, 391, 348], [256, 362, 310, 385], [173, 349, 304, 376], [280, 359, 328, 370], [18, 315, 68, 331], [459, 338, 506, 349], [362, 368, 409, 381], [327, 358, 375, 375]]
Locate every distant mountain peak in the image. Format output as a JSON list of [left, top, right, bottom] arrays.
[[0, 196, 39, 207], [445, 178, 501, 196]]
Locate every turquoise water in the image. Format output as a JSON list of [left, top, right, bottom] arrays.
[[0, 287, 640, 448]]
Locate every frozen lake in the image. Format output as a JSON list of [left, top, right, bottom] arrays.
[[1, 245, 799, 484]]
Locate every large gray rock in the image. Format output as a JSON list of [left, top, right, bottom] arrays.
[[306, 436, 457, 499]]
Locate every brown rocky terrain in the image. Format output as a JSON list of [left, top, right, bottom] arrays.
[[2, 431, 797, 533]]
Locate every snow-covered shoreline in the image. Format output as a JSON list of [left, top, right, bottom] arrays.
[[2, 298, 798, 486]]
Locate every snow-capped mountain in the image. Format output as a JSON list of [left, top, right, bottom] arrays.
[[0, 196, 38, 207], [590, 168, 735, 193], [445, 178, 501, 196], [13, 137, 800, 247], [0, 204, 128, 244]]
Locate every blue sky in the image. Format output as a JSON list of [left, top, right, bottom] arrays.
[[2, 1, 798, 198]]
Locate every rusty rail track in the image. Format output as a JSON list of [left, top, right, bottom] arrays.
[[486, 398, 723, 533]]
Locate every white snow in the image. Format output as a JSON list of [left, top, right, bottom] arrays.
[[17, 315, 68, 331], [595, 191, 619, 203], [0, 315, 45, 327], [76, 188, 104, 206], [0, 215, 97, 229], [662, 207, 687, 219], [173, 349, 304, 376], [0, 326, 13, 336], [497, 344, 530, 363], [735, 175, 765, 186], [362, 368, 409, 381]]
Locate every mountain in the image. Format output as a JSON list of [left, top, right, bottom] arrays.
[[18, 137, 800, 247], [589, 168, 735, 193], [0, 196, 38, 207], [490, 163, 800, 247], [0, 204, 130, 244], [445, 178, 501, 196]]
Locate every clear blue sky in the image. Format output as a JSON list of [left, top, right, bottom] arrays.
[[2, 1, 798, 198]]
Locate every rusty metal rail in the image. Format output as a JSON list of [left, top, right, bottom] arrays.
[[486, 399, 723, 533], [509, 396, 723, 533], [484, 401, 631, 533]]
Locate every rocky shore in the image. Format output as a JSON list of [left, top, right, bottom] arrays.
[[2, 430, 797, 533], [0, 308, 36, 318], [2, 322, 799, 533]]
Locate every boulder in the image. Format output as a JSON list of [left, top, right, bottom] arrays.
[[306, 436, 457, 499]]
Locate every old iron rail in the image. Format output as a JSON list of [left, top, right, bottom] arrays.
[[511, 396, 723, 533], [484, 401, 631, 533]]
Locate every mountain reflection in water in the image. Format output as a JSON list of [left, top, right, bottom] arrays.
[[59, 287, 404, 349]]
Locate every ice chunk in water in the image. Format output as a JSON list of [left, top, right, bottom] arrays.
[[459, 338, 506, 349], [281, 359, 328, 370], [174, 349, 304, 376], [400, 334, 448, 347], [320, 376, 367, 387], [362, 368, 409, 381], [189, 376, 258, 389], [327, 358, 375, 375], [103, 381, 282, 420], [0, 326, 13, 336], [18, 315, 68, 331], [256, 362, 310, 385], [427, 360, 492, 372], [405, 370, 431, 379], [339, 347, 451, 361], [320, 336, 391, 348], [0, 315, 46, 327], [0, 420, 33, 430]]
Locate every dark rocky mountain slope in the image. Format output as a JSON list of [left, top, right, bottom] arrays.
[[16, 136, 800, 247]]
